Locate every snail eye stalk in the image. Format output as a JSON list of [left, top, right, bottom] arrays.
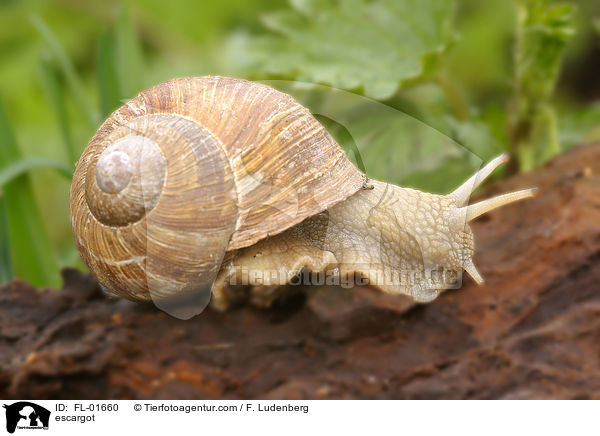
[[448, 154, 510, 206], [460, 189, 537, 222]]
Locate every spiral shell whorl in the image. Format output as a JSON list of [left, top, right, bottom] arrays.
[[86, 134, 166, 226], [95, 149, 131, 194], [71, 111, 238, 308]]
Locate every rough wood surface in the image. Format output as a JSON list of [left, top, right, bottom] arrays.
[[1, 144, 599, 399]]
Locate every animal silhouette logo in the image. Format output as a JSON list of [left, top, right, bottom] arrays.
[[2, 402, 50, 434]]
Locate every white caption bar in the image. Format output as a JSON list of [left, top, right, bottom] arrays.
[[1, 400, 596, 435]]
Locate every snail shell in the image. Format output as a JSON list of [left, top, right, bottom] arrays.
[[70, 76, 365, 314]]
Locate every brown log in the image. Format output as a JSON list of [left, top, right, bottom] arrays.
[[1, 144, 599, 399]]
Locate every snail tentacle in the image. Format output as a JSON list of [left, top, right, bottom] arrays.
[[449, 153, 509, 205], [461, 188, 537, 222]]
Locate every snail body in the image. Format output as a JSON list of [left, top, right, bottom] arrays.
[[70, 76, 534, 318]]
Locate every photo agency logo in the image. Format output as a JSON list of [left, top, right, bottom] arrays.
[[2, 402, 50, 434]]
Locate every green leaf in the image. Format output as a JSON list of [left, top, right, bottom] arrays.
[[237, 0, 456, 99], [399, 155, 477, 195], [0, 97, 60, 288], [0, 157, 72, 188], [344, 108, 499, 192], [31, 15, 99, 128]]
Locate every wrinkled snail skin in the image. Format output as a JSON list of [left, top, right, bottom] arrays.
[[69, 76, 535, 316], [212, 156, 536, 310]]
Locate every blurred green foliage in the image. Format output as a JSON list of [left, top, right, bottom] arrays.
[[509, 0, 575, 171], [233, 0, 456, 99], [0, 0, 599, 286], [0, 98, 61, 287]]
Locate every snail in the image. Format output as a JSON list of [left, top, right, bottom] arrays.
[[70, 76, 535, 318]]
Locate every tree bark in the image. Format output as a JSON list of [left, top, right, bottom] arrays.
[[1, 144, 599, 399]]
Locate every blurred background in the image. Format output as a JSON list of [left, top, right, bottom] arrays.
[[0, 0, 599, 289]]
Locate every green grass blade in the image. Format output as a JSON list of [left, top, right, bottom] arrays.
[[0, 97, 60, 288], [97, 29, 123, 118], [114, 6, 144, 99], [0, 157, 72, 188], [0, 198, 14, 283], [38, 57, 78, 164], [31, 15, 99, 128]]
